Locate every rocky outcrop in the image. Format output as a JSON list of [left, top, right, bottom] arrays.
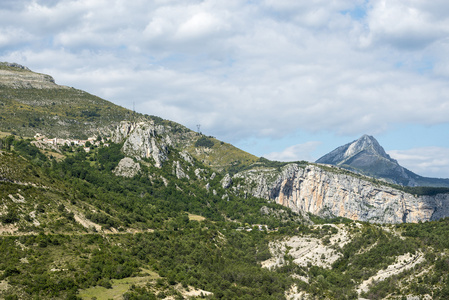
[[113, 157, 141, 177], [112, 121, 170, 168], [173, 161, 189, 179], [221, 174, 232, 189], [232, 164, 449, 223]]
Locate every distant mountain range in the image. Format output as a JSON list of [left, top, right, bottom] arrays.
[[316, 134, 449, 188]]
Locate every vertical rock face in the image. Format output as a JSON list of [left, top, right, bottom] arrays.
[[112, 121, 170, 168], [233, 164, 449, 223], [173, 161, 189, 179], [221, 174, 232, 189]]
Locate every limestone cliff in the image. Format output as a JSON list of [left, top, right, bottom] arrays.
[[111, 120, 257, 171], [113, 157, 141, 177], [111, 122, 449, 224], [232, 164, 449, 223], [112, 121, 170, 168]]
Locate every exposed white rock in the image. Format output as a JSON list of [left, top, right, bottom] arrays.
[[195, 168, 207, 180], [113, 157, 141, 178], [112, 122, 168, 168], [262, 224, 351, 270], [180, 151, 194, 165], [0, 65, 60, 90], [73, 212, 102, 232], [357, 251, 425, 294], [221, 174, 232, 189], [233, 164, 449, 223], [8, 194, 26, 203], [285, 284, 312, 300], [173, 161, 189, 179], [29, 211, 40, 226], [161, 176, 169, 187]]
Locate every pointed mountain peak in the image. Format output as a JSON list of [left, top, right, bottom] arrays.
[[345, 134, 388, 159], [314, 134, 431, 186], [316, 134, 391, 166]]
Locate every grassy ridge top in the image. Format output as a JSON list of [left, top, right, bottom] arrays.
[[187, 135, 258, 172], [0, 63, 259, 171], [0, 63, 132, 139]]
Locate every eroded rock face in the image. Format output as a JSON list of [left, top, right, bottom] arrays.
[[233, 164, 449, 223], [173, 161, 189, 179], [113, 157, 141, 178], [221, 174, 232, 189], [113, 122, 169, 168]]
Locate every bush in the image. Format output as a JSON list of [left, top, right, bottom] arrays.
[[0, 209, 20, 224], [98, 278, 112, 289], [3, 267, 20, 278], [194, 137, 214, 148]]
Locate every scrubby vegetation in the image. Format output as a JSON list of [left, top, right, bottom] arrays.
[[2, 65, 449, 299], [194, 136, 214, 148], [2, 136, 449, 299], [0, 136, 306, 298]]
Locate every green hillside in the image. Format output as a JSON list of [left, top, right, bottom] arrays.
[[2, 137, 449, 299], [0, 63, 134, 139], [3, 63, 449, 299], [0, 135, 304, 299], [0, 63, 257, 171]]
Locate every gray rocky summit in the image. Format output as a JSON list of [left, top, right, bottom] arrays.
[[316, 135, 449, 187], [0, 62, 31, 70], [316, 134, 392, 166]]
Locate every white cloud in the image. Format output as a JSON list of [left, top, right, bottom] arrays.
[[263, 141, 322, 162], [388, 147, 449, 178], [362, 0, 449, 50]]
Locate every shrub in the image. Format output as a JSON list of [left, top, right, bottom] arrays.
[[194, 137, 214, 148]]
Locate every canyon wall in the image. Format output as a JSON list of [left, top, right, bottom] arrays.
[[233, 164, 449, 223]]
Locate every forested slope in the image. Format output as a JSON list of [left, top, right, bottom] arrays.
[[1, 136, 449, 299]]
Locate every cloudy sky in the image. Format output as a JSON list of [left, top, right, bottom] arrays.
[[1, 0, 449, 178]]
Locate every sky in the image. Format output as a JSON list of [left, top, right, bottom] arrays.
[[1, 0, 449, 178]]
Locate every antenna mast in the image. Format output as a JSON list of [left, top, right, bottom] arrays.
[[133, 101, 136, 122]]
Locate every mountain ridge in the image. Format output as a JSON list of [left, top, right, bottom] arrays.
[[0, 62, 258, 172], [3, 63, 449, 299], [316, 134, 449, 188]]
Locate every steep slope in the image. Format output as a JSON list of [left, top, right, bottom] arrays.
[[111, 120, 257, 172], [228, 162, 449, 223], [0, 62, 132, 139], [0, 62, 257, 171], [316, 134, 449, 187], [4, 64, 449, 299], [3, 63, 449, 226]]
